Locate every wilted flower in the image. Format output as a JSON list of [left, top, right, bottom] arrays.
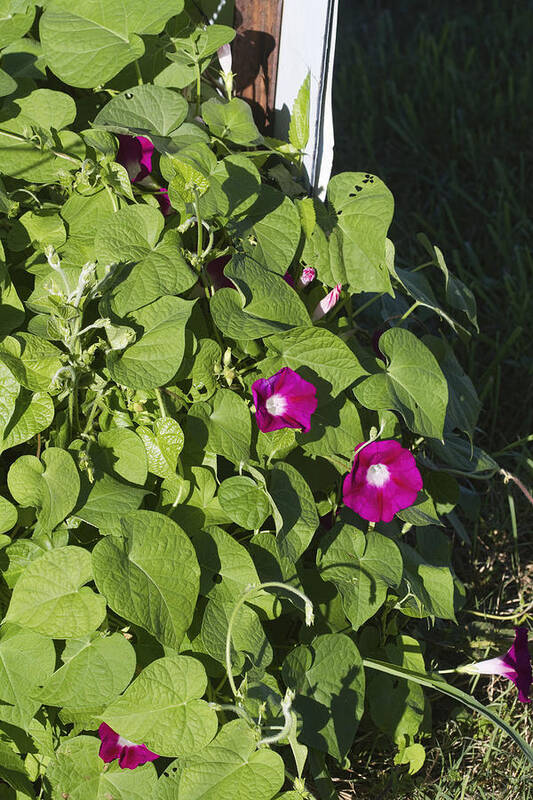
[[116, 134, 172, 216], [342, 439, 423, 523], [298, 267, 316, 288], [98, 723, 159, 770], [312, 283, 341, 320], [457, 627, 532, 703], [252, 367, 317, 433]]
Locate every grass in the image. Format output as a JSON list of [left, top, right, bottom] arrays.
[[332, 1, 533, 796]]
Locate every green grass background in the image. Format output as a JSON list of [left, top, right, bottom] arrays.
[[332, 1, 532, 797]]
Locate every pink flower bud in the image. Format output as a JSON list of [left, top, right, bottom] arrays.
[[312, 283, 342, 321], [217, 43, 232, 74], [298, 267, 316, 288]]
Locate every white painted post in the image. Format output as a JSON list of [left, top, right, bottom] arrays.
[[274, 0, 339, 196]]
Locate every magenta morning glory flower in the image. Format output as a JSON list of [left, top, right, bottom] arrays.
[[312, 283, 342, 320], [252, 367, 317, 433], [457, 627, 532, 703], [116, 134, 173, 216], [98, 723, 159, 770], [342, 439, 423, 523], [298, 267, 316, 288], [116, 135, 154, 183]]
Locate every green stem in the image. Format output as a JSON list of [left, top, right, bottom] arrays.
[[352, 291, 387, 319], [363, 657, 533, 767], [500, 468, 533, 507], [412, 259, 434, 272], [193, 188, 203, 257], [67, 377, 80, 439], [493, 433, 533, 456], [10, 187, 42, 206], [81, 385, 107, 436], [105, 184, 119, 212], [207, 702, 256, 727], [134, 60, 143, 85], [195, 61, 201, 117], [155, 387, 167, 419], [399, 300, 420, 322], [464, 603, 533, 621], [192, 190, 224, 349], [0, 127, 81, 165]]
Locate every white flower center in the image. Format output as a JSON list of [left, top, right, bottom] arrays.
[[117, 735, 136, 748], [366, 463, 390, 488], [265, 393, 287, 416]]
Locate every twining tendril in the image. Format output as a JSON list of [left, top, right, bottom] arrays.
[[225, 581, 314, 700]]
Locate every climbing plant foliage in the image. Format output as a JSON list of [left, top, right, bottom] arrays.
[[0, 1, 528, 798]]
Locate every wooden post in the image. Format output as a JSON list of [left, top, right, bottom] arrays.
[[232, 0, 284, 132]]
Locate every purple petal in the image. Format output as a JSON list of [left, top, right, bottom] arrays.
[[117, 742, 159, 770], [504, 627, 532, 702], [463, 628, 532, 703], [283, 272, 295, 288], [98, 723, 122, 763], [135, 136, 154, 181], [371, 327, 388, 362], [98, 723, 159, 770], [252, 367, 317, 433], [116, 135, 153, 183], [156, 189, 172, 216], [207, 255, 234, 290]]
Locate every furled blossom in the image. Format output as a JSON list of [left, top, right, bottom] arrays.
[[457, 627, 532, 703], [283, 272, 295, 288], [206, 255, 233, 290], [98, 723, 159, 770], [217, 43, 232, 74], [252, 367, 317, 433], [298, 267, 316, 288], [312, 283, 341, 320], [156, 189, 172, 217], [342, 439, 423, 523], [116, 134, 172, 216]]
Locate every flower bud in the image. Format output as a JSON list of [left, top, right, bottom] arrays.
[[312, 283, 342, 321], [298, 267, 316, 288], [217, 43, 232, 75]]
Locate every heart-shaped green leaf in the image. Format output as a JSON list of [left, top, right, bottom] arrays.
[[5, 546, 106, 638], [157, 719, 284, 800], [353, 327, 448, 439], [102, 655, 217, 756], [92, 511, 200, 649]]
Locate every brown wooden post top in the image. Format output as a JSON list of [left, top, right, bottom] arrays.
[[232, 0, 284, 132]]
